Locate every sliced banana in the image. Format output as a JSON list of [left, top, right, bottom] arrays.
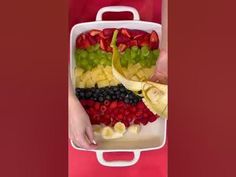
[[114, 122, 126, 134], [101, 126, 114, 139], [92, 124, 103, 135], [128, 124, 141, 134]]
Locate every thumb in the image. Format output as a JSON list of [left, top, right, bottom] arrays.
[[86, 126, 96, 145]]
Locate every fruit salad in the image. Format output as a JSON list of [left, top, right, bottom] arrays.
[[74, 28, 160, 139]]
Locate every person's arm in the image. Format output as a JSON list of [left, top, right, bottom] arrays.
[[151, 0, 168, 84], [68, 72, 97, 149]]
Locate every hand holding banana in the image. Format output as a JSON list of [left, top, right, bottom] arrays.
[[111, 30, 168, 118]]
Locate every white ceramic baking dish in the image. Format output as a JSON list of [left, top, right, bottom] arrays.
[[70, 6, 167, 167]]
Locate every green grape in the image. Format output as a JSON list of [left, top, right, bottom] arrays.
[[79, 49, 88, 58], [131, 50, 137, 60], [93, 57, 100, 65], [146, 58, 152, 68], [139, 59, 146, 67], [107, 52, 112, 60], [131, 46, 138, 51], [87, 45, 95, 53], [88, 52, 96, 60], [105, 58, 112, 66], [80, 58, 89, 70], [121, 55, 128, 67], [94, 44, 100, 51], [100, 57, 107, 65], [152, 49, 160, 58], [75, 49, 83, 55], [141, 46, 150, 57], [150, 53, 157, 66]]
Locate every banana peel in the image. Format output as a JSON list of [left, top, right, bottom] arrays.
[[111, 30, 168, 118]]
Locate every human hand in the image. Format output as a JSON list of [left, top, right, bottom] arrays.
[[150, 50, 168, 84], [69, 96, 97, 150]]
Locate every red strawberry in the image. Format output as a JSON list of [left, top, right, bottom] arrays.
[[138, 34, 150, 47], [87, 34, 96, 45], [89, 29, 101, 36], [121, 28, 131, 38], [118, 43, 127, 52], [149, 31, 159, 49], [106, 38, 112, 52], [102, 28, 116, 38], [117, 33, 130, 44], [109, 101, 118, 109], [99, 38, 106, 51], [76, 35, 83, 48], [129, 40, 138, 47], [76, 34, 91, 49], [130, 29, 148, 39]]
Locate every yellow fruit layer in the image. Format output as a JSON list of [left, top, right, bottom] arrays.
[[75, 64, 155, 88]]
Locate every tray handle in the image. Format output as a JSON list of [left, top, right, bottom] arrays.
[[96, 151, 141, 167], [96, 6, 140, 21]]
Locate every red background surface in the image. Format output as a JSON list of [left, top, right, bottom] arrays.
[[1, 0, 236, 177], [68, 0, 167, 176]]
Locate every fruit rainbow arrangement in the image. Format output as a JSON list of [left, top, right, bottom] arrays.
[[74, 28, 160, 139]]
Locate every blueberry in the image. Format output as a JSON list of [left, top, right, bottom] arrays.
[[124, 97, 129, 103], [79, 92, 85, 98], [90, 88, 96, 93], [95, 89, 100, 94], [98, 97, 104, 102], [108, 90, 114, 95], [128, 93, 134, 99], [133, 98, 139, 104], [113, 87, 118, 91], [112, 95, 117, 99], [120, 87, 126, 92], [116, 90, 121, 95], [85, 91, 92, 98], [105, 95, 111, 100], [120, 93, 126, 98]]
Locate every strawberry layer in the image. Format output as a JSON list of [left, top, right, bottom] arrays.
[[76, 28, 159, 52]]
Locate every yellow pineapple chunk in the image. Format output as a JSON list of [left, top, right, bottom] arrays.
[[97, 80, 109, 88], [91, 67, 102, 76], [96, 73, 107, 82], [82, 70, 92, 81], [128, 63, 142, 76], [131, 75, 140, 81], [75, 67, 84, 77], [143, 67, 155, 79], [86, 79, 95, 88], [136, 69, 146, 79], [76, 81, 85, 88]]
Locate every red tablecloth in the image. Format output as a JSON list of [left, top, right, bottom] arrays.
[[69, 143, 167, 177], [69, 0, 167, 175]]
